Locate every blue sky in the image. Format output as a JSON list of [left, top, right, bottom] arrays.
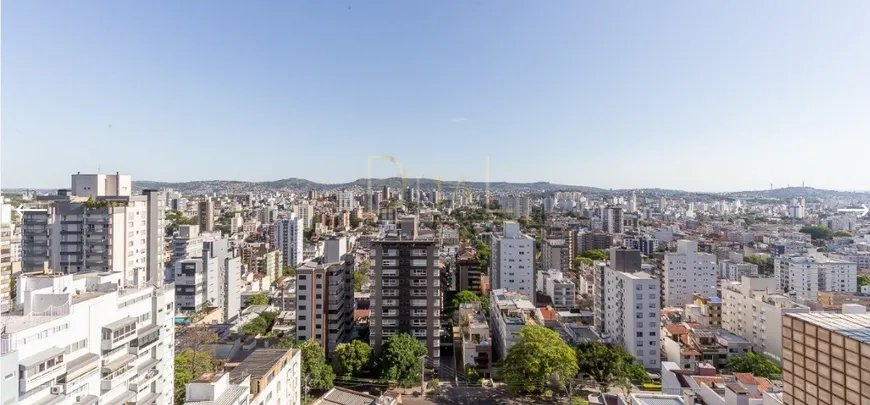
[[3, 1, 869, 191]]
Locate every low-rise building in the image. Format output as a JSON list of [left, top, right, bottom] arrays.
[[227, 348, 301, 405], [536, 269, 576, 308], [184, 372, 249, 405], [489, 289, 537, 361], [458, 302, 492, 378]]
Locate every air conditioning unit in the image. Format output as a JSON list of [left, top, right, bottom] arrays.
[[50, 385, 63, 395]]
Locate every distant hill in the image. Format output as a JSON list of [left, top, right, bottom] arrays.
[[132, 177, 608, 195]]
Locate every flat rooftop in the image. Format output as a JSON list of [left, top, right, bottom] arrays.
[[786, 313, 870, 343], [230, 348, 296, 379]]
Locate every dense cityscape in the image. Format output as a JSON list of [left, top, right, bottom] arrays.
[[1, 174, 869, 405]]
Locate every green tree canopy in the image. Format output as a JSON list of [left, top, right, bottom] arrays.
[[376, 333, 428, 387], [353, 271, 369, 292], [332, 340, 373, 377], [726, 352, 782, 379], [282, 264, 296, 277], [858, 274, 870, 288], [246, 293, 269, 306], [500, 325, 579, 395], [452, 290, 481, 309], [474, 239, 491, 270], [834, 230, 853, 237], [580, 249, 608, 261], [800, 225, 833, 240], [240, 311, 277, 336], [575, 341, 650, 392], [574, 256, 594, 269], [299, 340, 336, 395], [174, 349, 217, 405]]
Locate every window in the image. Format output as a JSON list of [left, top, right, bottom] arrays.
[[636, 332, 643, 338], [299, 275, 307, 280], [299, 316, 306, 320]]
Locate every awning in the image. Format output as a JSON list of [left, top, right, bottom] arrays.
[[65, 353, 100, 379], [31, 395, 65, 405], [103, 316, 136, 332], [102, 354, 137, 373], [136, 392, 160, 405], [137, 324, 160, 336], [137, 358, 159, 373], [20, 346, 65, 369], [104, 390, 136, 405]]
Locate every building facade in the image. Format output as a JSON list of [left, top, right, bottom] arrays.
[[663, 240, 718, 307], [370, 237, 441, 368], [0, 271, 175, 405], [490, 222, 535, 296], [774, 255, 857, 300], [602, 269, 661, 370], [275, 215, 304, 267]]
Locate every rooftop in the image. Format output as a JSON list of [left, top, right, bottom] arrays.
[[786, 312, 870, 343], [230, 348, 296, 379], [311, 387, 378, 405]]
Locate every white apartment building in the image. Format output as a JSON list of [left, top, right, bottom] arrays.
[[489, 289, 537, 361], [228, 349, 301, 405], [774, 255, 857, 300], [0, 270, 175, 405], [497, 196, 531, 219], [664, 240, 717, 307], [337, 191, 356, 212], [198, 198, 215, 232], [46, 188, 166, 288], [718, 260, 759, 282], [275, 214, 304, 266], [294, 203, 315, 230], [721, 276, 810, 362], [184, 373, 248, 405], [536, 269, 576, 308], [70, 173, 132, 198], [602, 269, 661, 370], [490, 222, 535, 296]]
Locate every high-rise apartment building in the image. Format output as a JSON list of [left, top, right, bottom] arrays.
[[543, 227, 575, 270], [782, 312, 870, 405], [174, 238, 242, 322], [198, 198, 215, 232], [43, 186, 165, 287], [0, 270, 175, 405], [721, 277, 810, 362], [456, 248, 484, 296], [490, 222, 535, 295], [602, 268, 661, 370], [294, 237, 354, 355], [576, 231, 613, 254], [663, 240, 717, 307], [20, 208, 51, 272], [610, 248, 642, 272], [603, 206, 624, 234], [294, 202, 315, 230], [370, 236, 441, 368], [497, 196, 531, 219], [542, 239, 570, 273], [70, 172, 133, 198], [774, 255, 857, 300], [275, 214, 304, 267], [337, 191, 356, 211], [489, 289, 537, 361]]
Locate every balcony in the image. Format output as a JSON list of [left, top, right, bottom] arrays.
[[383, 310, 398, 317], [101, 317, 138, 350], [382, 320, 398, 327], [411, 299, 427, 307], [18, 347, 67, 393], [101, 360, 137, 392], [129, 324, 160, 353], [57, 353, 100, 394], [412, 329, 427, 338]]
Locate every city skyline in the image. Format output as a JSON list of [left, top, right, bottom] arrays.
[[3, 1, 870, 191]]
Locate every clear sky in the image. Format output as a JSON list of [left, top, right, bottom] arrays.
[[3, 1, 869, 192]]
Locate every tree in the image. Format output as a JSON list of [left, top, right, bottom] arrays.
[[465, 364, 481, 381], [283, 264, 296, 277], [174, 349, 217, 405], [176, 327, 219, 379], [451, 290, 481, 310], [474, 239, 491, 270], [350, 216, 363, 228], [353, 271, 369, 292], [376, 333, 428, 387], [575, 341, 649, 392], [299, 340, 335, 395], [580, 249, 608, 261], [574, 256, 594, 269], [273, 337, 297, 349], [799, 225, 833, 240], [240, 311, 277, 336], [858, 274, 870, 288], [246, 293, 269, 306], [500, 325, 578, 395], [834, 230, 853, 237], [332, 340, 373, 377], [726, 352, 782, 379], [360, 259, 371, 269]]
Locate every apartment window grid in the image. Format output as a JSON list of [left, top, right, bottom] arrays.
[[782, 317, 870, 405]]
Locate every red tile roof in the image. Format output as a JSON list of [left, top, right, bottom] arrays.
[[665, 325, 688, 335], [539, 308, 557, 321]]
